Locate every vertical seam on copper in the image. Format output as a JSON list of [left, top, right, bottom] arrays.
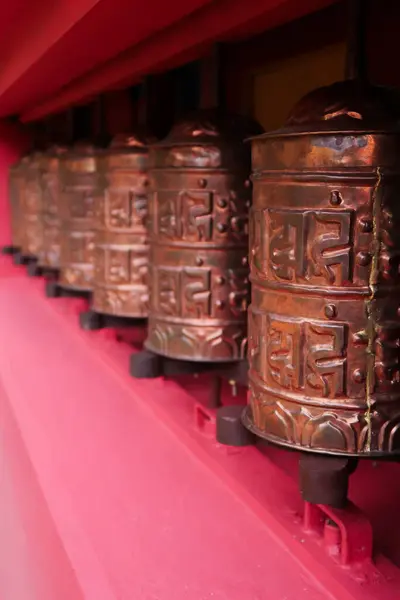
[[365, 166, 381, 452]]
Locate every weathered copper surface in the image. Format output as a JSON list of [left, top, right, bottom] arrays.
[[8, 157, 28, 250], [146, 110, 262, 362], [244, 80, 400, 457], [38, 146, 67, 270], [59, 143, 103, 292], [92, 134, 150, 317], [19, 153, 44, 258]]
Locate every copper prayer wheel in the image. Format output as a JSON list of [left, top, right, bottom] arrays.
[[19, 152, 44, 259], [8, 157, 28, 251], [244, 80, 400, 457], [58, 143, 103, 292], [145, 110, 261, 362], [91, 134, 150, 317], [38, 146, 67, 271]]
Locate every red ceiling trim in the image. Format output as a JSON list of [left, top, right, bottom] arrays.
[[0, 0, 103, 98], [21, 0, 335, 122]]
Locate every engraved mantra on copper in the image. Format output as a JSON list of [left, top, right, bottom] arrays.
[[251, 209, 353, 285], [157, 191, 247, 242], [59, 170, 97, 290], [91, 149, 150, 319], [147, 185, 249, 360], [155, 267, 247, 318], [98, 248, 147, 285], [106, 190, 147, 228], [252, 315, 346, 398], [146, 110, 260, 362]]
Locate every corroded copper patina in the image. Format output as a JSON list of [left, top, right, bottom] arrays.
[[38, 146, 67, 270], [244, 80, 400, 457], [59, 143, 103, 292], [92, 134, 150, 317], [20, 152, 44, 258], [8, 157, 28, 251], [146, 110, 261, 362]]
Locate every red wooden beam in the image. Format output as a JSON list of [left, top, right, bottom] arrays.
[[0, 0, 103, 100], [0, 2, 31, 55], [0, 0, 213, 118], [21, 0, 335, 122]]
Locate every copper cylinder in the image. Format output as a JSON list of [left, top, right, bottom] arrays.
[[8, 157, 28, 250], [244, 80, 400, 457], [38, 146, 67, 270], [19, 152, 44, 258], [59, 143, 103, 292], [92, 134, 151, 317], [146, 110, 262, 362]]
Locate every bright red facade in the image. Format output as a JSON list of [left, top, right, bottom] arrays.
[[1, 1, 400, 599]]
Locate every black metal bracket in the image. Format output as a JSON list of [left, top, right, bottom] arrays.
[[1, 245, 19, 256], [216, 405, 255, 447], [26, 261, 59, 279], [299, 453, 359, 509], [12, 251, 36, 266], [45, 280, 91, 300], [130, 349, 248, 407], [79, 309, 147, 331], [130, 349, 247, 381], [26, 260, 42, 277]]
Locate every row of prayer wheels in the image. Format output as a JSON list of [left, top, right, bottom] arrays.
[[7, 74, 400, 497], [9, 115, 260, 362]]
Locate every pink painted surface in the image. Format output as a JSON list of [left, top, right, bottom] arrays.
[[0, 273, 328, 600], [0, 376, 85, 600], [0, 262, 400, 599]]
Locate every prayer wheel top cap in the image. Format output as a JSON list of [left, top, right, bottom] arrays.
[[253, 80, 400, 139], [11, 156, 26, 168], [29, 150, 44, 167], [109, 132, 155, 151], [154, 109, 263, 148], [67, 140, 101, 157], [46, 144, 68, 157]]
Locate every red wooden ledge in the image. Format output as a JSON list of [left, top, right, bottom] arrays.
[[0, 266, 400, 599]]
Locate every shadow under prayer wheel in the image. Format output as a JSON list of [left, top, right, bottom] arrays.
[[59, 143, 103, 293], [244, 80, 400, 458], [38, 146, 67, 271], [145, 110, 262, 362], [20, 152, 44, 259], [92, 134, 151, 318]]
